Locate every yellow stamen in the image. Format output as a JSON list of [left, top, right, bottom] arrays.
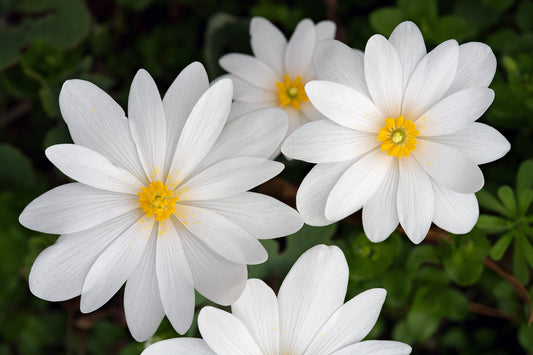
[[137, 181, 178, 222], [275, 75, 308, 110], [376, 115, 419, 158]]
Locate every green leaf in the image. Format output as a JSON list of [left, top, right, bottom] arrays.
[[497, 185, 518, 217], [348, 233, 402, 281], [476, 189, 510, 217], [512, 240, 529, 284], [0, 144, 36, 190], [406, 244, 437, 274], [518, 188, 533, 216], [519, 323, 533, 352], [398, 0, 438, 21], [476, 215, 513, 234], [117, 0, 153, 11], [516, 160, 533, 195], [369, 7, 406, 36], [516, 1, 533, 31], [489, 231, 514, 260], [430, 15, 470, 43], [518, 232, 533, 269], [482, 0, 514, 12]]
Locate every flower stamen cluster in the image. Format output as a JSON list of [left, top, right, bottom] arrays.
[[275, 75, 308, 110], [138, 180, 178, 222], [377, 116, 419, 158]]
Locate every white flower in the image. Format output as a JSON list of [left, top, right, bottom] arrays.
[[19, 63, 303, 341], [281, 21, 510, 244], [141, 244, 412, 355], [219, 17, 336, 140]]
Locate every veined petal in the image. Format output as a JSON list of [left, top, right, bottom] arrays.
[[232, 76, 278, 102], [28, 211, 140, 302], [141, 338, 215, 355], [285, 19, 315, 78], [432, 122, 510, 165], [305, 81, 384, 132], [46, 144, 143, 194], [282, 119, 379, 163], [397, 158, 434, 244], [231, 279, 280, 355], [278, 245, 348, 355], [313, 40, 368, 96], [362, 159, 399, 242], [447, 42, 497, 94], [304, 288, 387, 354], [415, 88, 494, 137], [59, 79, 145, 180], [163, 62, 209, 173], [156, 218, 195, 334], [19, 183, 138, 234], [80, 215, 155, 313], [196, 108, 288, 171], [179, 157, 283, 201], [176, 205, 268, 265], [124, 235, 165, 342], [364, 34, 403, 118], [181, 228, 247, 306], [250, 17, 287, 77], [128, 69, 167, 181], [332, 340, 412, 355], [300, 100, 325, 122], [326, 150, 393, 222], [192, 192, 302, 239], [199, 307, 264, 355], [432, 182, 478, 234], [219, 53, 279, 91], [167, 79, 232, 187], [388, 21, 426, 91], [315, 20, 336, 41], [228, 101, 275, 120], [296, 159, 357, 226], [402, 40, 459, 121], [414, 139, 484, 193]]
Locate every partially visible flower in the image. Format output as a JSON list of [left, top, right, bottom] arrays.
[[19, 63, 303, 341], [219, 17, 336, 142], [141, 245, 412, 355], [282, 21, 510, 244]]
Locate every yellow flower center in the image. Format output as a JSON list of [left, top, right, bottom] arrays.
[[137, 181, 179, 222], [275, 75, 308, 110], [377, 115, 419, 158]]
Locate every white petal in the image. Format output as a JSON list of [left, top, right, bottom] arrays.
[[296, 159, 356, 226], [397, 158, 434, 244], [192, 192, 302, 239], [364, 34, 403, 118], [305, 288, 387, 354], [300, 100, 325, 121], [228, 101, 275, 120], [156, 219, 195, 334], [141, 338, 215, 355], [59, 79, 146, 180], [282, 119, 379, 163], [250, 17, 287, 77], [219, 53, 279, 91], [414, 139, 484, 193], [128, 69, 167, 181], [80, 215, 154, 313], [432, 122, 510, 165], [402, 40, 459, 121], [415, 88, 494, 137], [315, 20, 336, 41], [46, 144, 143, 194], [284, 106, 308, 137], [19, 183, 138, 234], [124, 235, 165, 341], [305, 81, 384, 132], [181, 228, 247, 305], [232, 76, 278, 102], [166, 79, 232, 187], [199, 306, 264, 355], [432, 182, 478, 234], [196, 108, 288, 171], [388, 21, 426, 91], [332, 340, 412, 355], [362, 160, 399, 242], [28, 211, 140, 302], [232, 279, 280, 355], [163, 62, 209, 173], [326, 150, 393, 221], [176, 205, 267, 265], [278, 245, 349, 355], [285, 19, 315, 77], [313, 40, 368, 96], [447, 42, 497, 94], [179, 157, 283, 201]]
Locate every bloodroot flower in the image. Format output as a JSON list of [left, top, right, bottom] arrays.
[[19, 63, 302, 341], [282, 21, 510, 244], [219, 17, 336, 139], [142, 245, 412, 355]]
